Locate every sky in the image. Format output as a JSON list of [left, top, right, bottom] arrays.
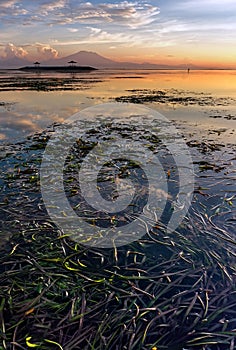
[[0, 0, 236, 67]]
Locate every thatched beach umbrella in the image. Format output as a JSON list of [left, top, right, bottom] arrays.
[[34, 61, 40, 68], [68, 60, 77, 67]]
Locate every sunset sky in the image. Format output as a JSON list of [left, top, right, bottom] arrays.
[[0, 0, 236, 67]]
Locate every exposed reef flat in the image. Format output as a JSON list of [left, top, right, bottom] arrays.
[[0, 76, 102, 91], [0, 121, 235, 349], [114, 88, 236, 106]]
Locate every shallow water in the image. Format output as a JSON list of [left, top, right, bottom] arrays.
[[0, 70, 236, 349], [0, 69, 236, 143]]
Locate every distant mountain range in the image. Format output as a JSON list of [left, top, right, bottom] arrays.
[[0, 56, 32, 68], [0, 50, 197, 69], [43, 50, 182, 69]]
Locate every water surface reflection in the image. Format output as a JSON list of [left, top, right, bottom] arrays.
[[0, 69, 236, 143]]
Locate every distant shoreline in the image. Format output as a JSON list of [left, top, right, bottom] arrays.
[[0, 67, 236, 71], [18, 65, 97, 72]]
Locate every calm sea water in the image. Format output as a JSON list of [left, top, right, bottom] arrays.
[[0, 69, 235, 349], [0, 69, 236, 143]]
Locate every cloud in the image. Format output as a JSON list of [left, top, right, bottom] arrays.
[[66, 2, 160, 28], [40, 0, 68, 14], [67, 28, 78, 32], [0, 0, 160, 37], [177, 0, 236, 10], [2, 43, 28, 59], [0, 1, 28, 17], [159, 19, 236, 36], [0, 0, 235, 66], [158, 20, 189, 34], [51, 23, 174, 50], [88, 27, 134, 42], [0, 0, 18, 8], [89, 27, 102, 35], [100, 2, 160, 27], [14, 1, 159, 28], [51, 27, 136, 46], [36, 43, 59, 59]]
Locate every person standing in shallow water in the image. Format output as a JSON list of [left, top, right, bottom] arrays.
[[187, 68, 190, 73]]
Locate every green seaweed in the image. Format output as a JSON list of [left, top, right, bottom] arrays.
[[0, 123, 235, 350]]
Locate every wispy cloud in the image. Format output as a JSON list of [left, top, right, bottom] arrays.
[[176, 0, 236, 10], [0, 0, 235, 66], [88, 27, 134, 43], [0, 1, 28, 17], [0, 1, 160, 28], [0, 0, 18, 8], [40, 0, 68, 14], [50, 26, 174, 49], [67, 28, 78, 33], [84, 2, 160, 28]]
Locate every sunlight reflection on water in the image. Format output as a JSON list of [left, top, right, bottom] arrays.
[[0, 69, 236, 143]]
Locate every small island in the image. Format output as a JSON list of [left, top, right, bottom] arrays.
[[19, 65, 97, 72]]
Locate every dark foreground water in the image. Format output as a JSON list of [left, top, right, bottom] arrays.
[[0, 116, 235, 349], [0, 70, 235, 349]]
